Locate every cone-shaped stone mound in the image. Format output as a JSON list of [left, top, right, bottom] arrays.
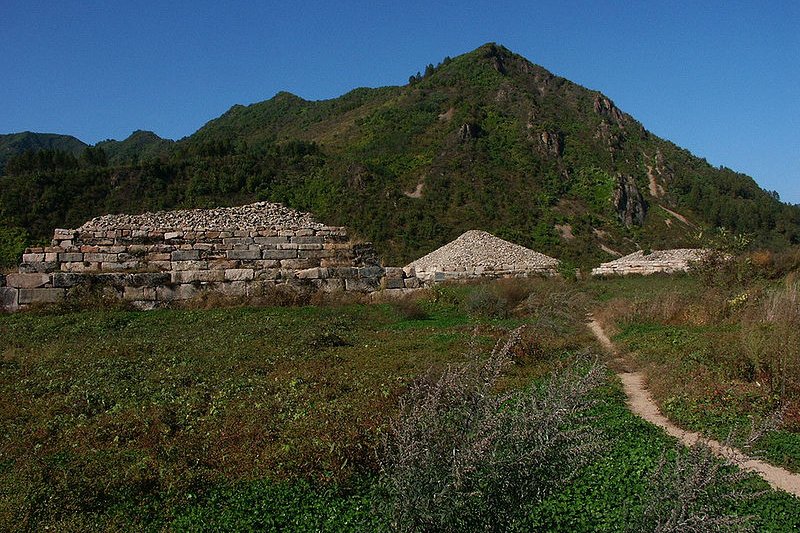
[[407, 230, 559, 281]]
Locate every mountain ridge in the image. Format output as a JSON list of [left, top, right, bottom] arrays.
[[0, 43, 797, 267]]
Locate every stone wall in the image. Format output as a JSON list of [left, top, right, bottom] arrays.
[[591, 249, 709, 277], [1, 206, 425, 311]]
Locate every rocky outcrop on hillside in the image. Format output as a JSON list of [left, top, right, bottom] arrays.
[[614, 175, 647, 228]]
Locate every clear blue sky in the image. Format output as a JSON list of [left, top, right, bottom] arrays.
[[2, 1, 798, 202]]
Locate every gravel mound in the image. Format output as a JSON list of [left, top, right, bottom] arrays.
[[599, 248, 709, 266], [407, 230, 559, 274], [591, 248, 711, 276], [78, 202, 325, 231]]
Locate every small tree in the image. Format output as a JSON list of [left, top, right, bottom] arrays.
[[0, 226, 28, 270]]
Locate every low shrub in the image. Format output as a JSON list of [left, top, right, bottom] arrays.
[[636, 443, 758, 532], [377, 328, 607, 531]]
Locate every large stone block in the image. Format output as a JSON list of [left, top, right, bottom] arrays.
[[172, 270, 225, 283], [227, 250, 261, 260], [172, 260, 208, 271], [0, 287, 19, 311], [19, 288, 65, 304], [6, 273, 50, 288], [262, 249, 297, 260], [404, 277, 422, 289], [52, 273, 90, 288], [292, 235, 324, 244], [296, 267, 329, 279], [345, 278, 380, 292], [224, 268, 255, 281], [171, 250, 200, 261], [218, 280, 250, 297], [123, 286, 157, 301], [312, 278, 345, 292], [358, 266, 385, 279], [381, 277, 405, 289], [222, 237, 253, 246], [84, 253, 119, 263], [384, 267, 405, 279], [58, 252, 84, 262], [280, 258, 317, 270], [22, 253, 45, 263], [18, 262, 59, 273], [254, 236, 288, 245]]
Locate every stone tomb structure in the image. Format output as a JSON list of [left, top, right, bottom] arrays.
[[591, 248, 710, 277], [0, 202, 422, 311], [406, 230, 560, 282]]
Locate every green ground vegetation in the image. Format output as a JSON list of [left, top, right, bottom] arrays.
[[2, 270, 800, 531]]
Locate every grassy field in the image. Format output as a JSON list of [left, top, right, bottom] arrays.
[[2, 276, 800, 531]]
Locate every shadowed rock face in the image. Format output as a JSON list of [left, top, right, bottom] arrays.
[[613, 175, 647, 228]]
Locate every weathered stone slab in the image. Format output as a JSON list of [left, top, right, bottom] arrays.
[[345, 278, 380, 292], [256, 269, 282, 280], [404, 277, 422, 289], [292, 235, 324, 244], [254, 236, 288, 245], [280, 258, 316, 270], [84, 253, 119, 263], [23, 253, 45, 263], [262, 249, 297, 260], [358, 266, 385, 279], [6, 273, 50, 288], [0, 287, 19, 311], [172, 270, 225, 283], [224, 268, 255, 281], [382, 277, 405, 289], [58, 252, 84, 262], [19, 288, 65, 304], [227, 250, 261, 260], [171, 250, 200, 261], [218, 280, 249, 297], [296, 267, 329, 279], [52, 273, 90, 288], [123, 286, 157, 301], [384, 267, 405, 279], [172, 260, 208, 271], [312, 278, 345, 292], [18, 262, 59, 273]]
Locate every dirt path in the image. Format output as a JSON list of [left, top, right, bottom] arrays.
[[587, 316, 800, 497]]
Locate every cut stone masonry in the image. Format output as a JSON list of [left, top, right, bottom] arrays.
[[1, 203, 424, 311]]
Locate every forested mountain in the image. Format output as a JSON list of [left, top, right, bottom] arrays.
[[1, 43, 798, 267], [0, 132, 87, 170]]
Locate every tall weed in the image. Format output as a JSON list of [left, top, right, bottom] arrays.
[[377, 328, 606, 531]]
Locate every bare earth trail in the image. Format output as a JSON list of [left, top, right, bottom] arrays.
[[587, 315, 800, 498]]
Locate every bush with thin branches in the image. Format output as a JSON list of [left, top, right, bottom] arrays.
[[377, 327, 606, 531], [635, 442, 759, 532]]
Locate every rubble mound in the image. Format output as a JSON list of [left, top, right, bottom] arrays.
[[78, 202, 324, 231], [591, 248, 710, 276], [407, 230, 559, 280]]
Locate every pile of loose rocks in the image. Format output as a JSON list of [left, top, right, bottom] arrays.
[[406, 230, 560, 281], [591, 248, 710, 276], [79, 202, 324, 231]]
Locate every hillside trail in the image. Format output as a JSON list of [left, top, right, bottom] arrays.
[[586, 314, 800, 498]]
